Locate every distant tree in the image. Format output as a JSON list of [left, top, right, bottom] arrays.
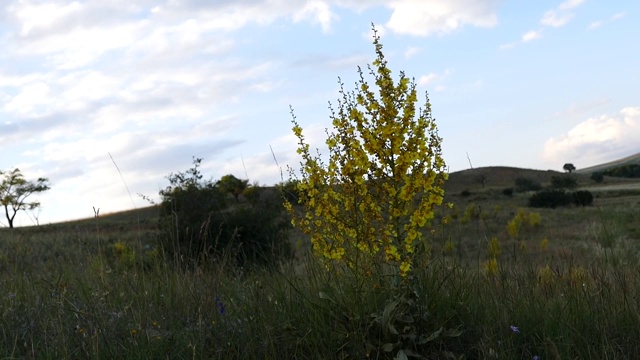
[[0, 168, 51, 228], [475, 173, 488, 188], [563, 163, 576, 173], [217, 174, 249, 203]]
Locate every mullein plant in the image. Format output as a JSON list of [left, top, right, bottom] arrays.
[[284, 26, 448, 280]]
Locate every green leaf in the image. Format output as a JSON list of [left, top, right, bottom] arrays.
[[443, 326, 463, 338], [418, 327, 443, 344], [395, 349, 409, 360], [318, 291, 336, 304], [382, 343, 395, 352], [381, 300, 399, 325]]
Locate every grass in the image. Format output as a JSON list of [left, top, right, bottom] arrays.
[[1, 171, 640, 359]]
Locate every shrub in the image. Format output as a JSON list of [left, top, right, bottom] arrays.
[[550, 175, 578, 189], [242, 183, 263, 205], [601, 164, 640, 178], [502, 188, 514, 197], [285, 27, 447, 277], [528, 190, 572, 208], [590, 172, 604, 183], [278, 179, 303, 204], [515, 177, 542, 193], [158, 158, 291, 267], [573, 190, 594, 206]]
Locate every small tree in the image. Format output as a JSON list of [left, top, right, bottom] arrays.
[[563, 163, 576, 173], [217, 174, 249, 203], [0, 168, 51, 228]]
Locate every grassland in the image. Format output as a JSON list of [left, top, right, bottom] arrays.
[[1, 167, 640, 359]]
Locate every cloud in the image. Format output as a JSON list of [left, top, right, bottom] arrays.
[[384, 0, 500, 36], [544, 107, 640, 166], [418, 69, 451, 87], [500, 0, 583, 49], [0, 0, 505, 225], [541, 10, 573, 27], [554, 98, 611, 118], [404, 46, 421, 59], [522, 30, 542, 42], [293, 1, 336, 33], [588, 12, 626, 30], [540, 0, 584, 27]]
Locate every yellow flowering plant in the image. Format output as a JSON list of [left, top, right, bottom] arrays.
[[285, 26, 447, 277]]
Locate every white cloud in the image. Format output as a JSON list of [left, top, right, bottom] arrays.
[[500, 0, 583, 49], [554, 98, 611, 118], [418, 69, 451, 87], [498, 42, 517, 50], [293, 1, 336, 32], [558, 0, 584, 11], [404, 46, 421, 58], [544, 107, 640, 165], [540, 0, 584, 28], [385, 0, 500, 36], [522, 30, 542, 42], [541, 10, 573, 27], [588, 21, 603, 30], [589, 12, 626, 30]]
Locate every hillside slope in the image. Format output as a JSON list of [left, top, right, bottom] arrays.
[[576, 151, 640, 175]]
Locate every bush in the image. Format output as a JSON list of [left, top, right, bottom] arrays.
[[590, 172, 604, 183], [158, 158, 291, 267], [573, 190, 594, 206], [502, 188, 514, 197], [279, 179, 303, 204], [515, 177, 542, 193], [550, 175, 578, 189], [528, 190, 572, 208]]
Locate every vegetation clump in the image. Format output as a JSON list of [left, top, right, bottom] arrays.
[[600, 164, 640, 178], [590, 172, 604, 183], [550, 175, 578, 189], [515, 177, 542, 193], [158, 157, 291, 267], [528, 189, 572, 208], [573, 190, 594, 206]]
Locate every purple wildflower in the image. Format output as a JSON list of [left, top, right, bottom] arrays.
[[214, 296, 226, 315], [510, 325, 520, 333]]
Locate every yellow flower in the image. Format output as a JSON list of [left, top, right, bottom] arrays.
[[487, 237, 501, 258], [399, 260, 411, 277], [540, 238, 549, 251], [483, 257, 499, 276]]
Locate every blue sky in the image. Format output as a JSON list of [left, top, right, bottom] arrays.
[[0, 0, 638, 226]]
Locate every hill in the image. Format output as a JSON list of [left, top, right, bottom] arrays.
[[444, 166, 584, 194], [575, 151, 640, 175]]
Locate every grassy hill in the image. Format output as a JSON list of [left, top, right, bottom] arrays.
[[575, 151, 640, 175]]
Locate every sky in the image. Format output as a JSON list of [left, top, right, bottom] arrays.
[[0, 0, 638, 226]]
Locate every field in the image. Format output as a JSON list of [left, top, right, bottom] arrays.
[[1, 167, 640, 359]]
